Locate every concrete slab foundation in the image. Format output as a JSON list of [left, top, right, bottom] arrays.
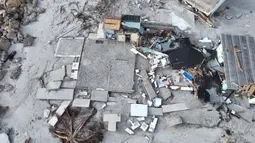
[[55, 37, 84, 58], [76, 39, 135, 93]]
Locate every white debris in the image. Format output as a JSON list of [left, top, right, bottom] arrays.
[[137, 117, 145, 121], [0, 133, 10, 143], [130, 104, 148, 117], [72, 62, 79, 70], [56, 101, 72, 116], [48, 115, 58, 127], [125, 128, 135, 135], [101, 103, 107, 109], [140, 122, 149, 131], [147, 100, 153, 107], [153, 98, 162, 107], [43, 109, 51, 118], [70, 71, 78, 79], [141, 93, 146, 98], [131, 48, 148, 59], [148, 117, 158, 132], [131, 121, 141, 130]]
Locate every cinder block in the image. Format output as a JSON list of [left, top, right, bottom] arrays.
[[148, 118, 158, 132]]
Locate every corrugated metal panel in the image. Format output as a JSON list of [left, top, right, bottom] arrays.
[[122, 15, 140, 22], [103, 18, 121, 30], [221, 34, 255, 89]]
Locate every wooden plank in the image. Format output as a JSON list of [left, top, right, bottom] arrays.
[[240, 36, 254, 84], [221, 34, 232, 89], [247, 37, 255, 82], [226, 35, 239, 88], [232, 35, 246, 86], [248, 85, 255, 97]]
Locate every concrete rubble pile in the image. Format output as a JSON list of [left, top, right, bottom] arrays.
[[18, 0, 255, 142]]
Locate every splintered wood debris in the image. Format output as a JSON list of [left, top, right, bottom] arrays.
[[50, 108, 105, 143]]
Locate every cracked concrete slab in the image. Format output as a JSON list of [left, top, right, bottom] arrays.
[[55, 37, 84, 58], [76, 39, 135, 93]]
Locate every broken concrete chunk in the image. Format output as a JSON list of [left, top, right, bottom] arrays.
[[127, 99, 137, 104], [149, 117, 158, 132], [47, 67, 65, 81], [142, 79, 157, 100], [72, 99, 90, 108], [36, 88, 73, 100], [44, 109, 51, 118], [70, 71, 78, 79], [137, 117, 145, 121], [131, 121, 140, 130], [140, 122, 149, 131], [125, 128, 134, 135], [159, 88, 172, 100], [108, 97, 117, 102], [148, 107, 163, 116], [10, 66, 21, 79], [0, 133, 10, 143], [48, 115, 58, 127], [167, 116, 183, 127], [147, 100, 153, 106], [91, 90, 108, 102], [55, 38, 84, 58], [130, 104, 148, 117], [103, 114, 121, 131], [162, 103, 189, 113], [72, 62, 79, 70], [65, 65, 72, 78], [103, 114, 121, 122], [46, 81, 62, 90], [107, 102, 116, 106], [56, 101, 71, 116], [107, 122, 117, 131], [61, 80, 76, 89], [23, 34, 36, 47], [153, 97, 162, 107]]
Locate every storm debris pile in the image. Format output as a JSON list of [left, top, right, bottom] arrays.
[[0, 0, 44, 84]]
